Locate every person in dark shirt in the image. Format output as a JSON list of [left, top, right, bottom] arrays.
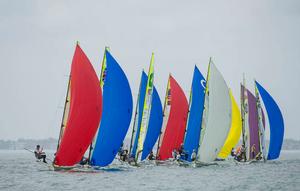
[[34, 145, 47, 163], [148, 151, 155, 160]]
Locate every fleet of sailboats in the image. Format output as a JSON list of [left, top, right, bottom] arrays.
[[50, 43, 285, 170]]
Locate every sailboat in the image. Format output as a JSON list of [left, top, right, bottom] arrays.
[[181, 66, 206, 162], [129, 54, 163, 163], [255, 81, 284, 160], [240, 84, 261, 161], [196, 59, 232, 163], [89, 48, 133, 167], [156, 75, 189, 161], [217, 90, 242, 160], [53, 44, 102, 169], [239, 76, 268, 162]]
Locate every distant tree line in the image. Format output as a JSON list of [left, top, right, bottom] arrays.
[[0, 138, 57, 150], [0, 138, 299, 150]]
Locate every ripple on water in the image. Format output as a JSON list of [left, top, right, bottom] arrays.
[[0, 150, 299, 191]]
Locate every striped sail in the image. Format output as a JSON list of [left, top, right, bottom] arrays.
[[241, 84, 250, 160], [197, 60, 231, 163], [136, 54, 154, 159], [218, 90, 242, 159], [255, 83, 267, 161], [130, 72, 147, 158]]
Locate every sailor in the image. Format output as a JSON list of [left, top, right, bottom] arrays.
[[191, 149, 197, 161], [230, 148, 236, 157], [234, 146, 243, 162], [255, 152, 262, 161], [118, 143, 124, 156], [172, 149, 177, 159], [241, 145, 246, 162], [178, 144, 188, 160], [176, 151, 181, 161], [251, 144, 256, 159], [178, 144, 184, 155], [128, 154, 135, 164], [79, 156, 88, 165], [120, 149, 128, 161], [34, 145, 47, 163], [148, 151, 155, 160]]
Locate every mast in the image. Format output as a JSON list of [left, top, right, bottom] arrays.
[[156, 74, 171, 158], [87, 47, 109, 162], [56, 75, 71, 152], [129, 70, 143, 154]]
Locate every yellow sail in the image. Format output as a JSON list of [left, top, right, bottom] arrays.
[[218, 90, 242, 159], [136, 53, 154, 159]]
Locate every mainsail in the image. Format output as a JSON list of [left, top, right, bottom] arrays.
[[90, 50, 133, 167], [197, 60, 231, 163], [130, 54, 163, 161], [218, 90, 242, 159], [136, 54, 154, 159], [130, 72, 147, 158], [182, 66, 205, 161], [157, 75, 188, 160], [54, 44, 102, 166], [141, 85, 163, 160], [255, 83, 267, 161], [129, 70, 163, 161], [255, 81, 284, 160]]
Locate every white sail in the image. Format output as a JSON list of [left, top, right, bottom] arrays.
[[255, 83, 267, 161], [197, 61, 232, 163]]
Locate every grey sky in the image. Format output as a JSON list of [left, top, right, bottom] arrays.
[[0, 0, 299, 140]]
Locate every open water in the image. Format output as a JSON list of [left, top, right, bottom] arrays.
[[0, 150, 299, 191]]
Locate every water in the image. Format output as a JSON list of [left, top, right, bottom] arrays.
[[0, 150, 299, 191]]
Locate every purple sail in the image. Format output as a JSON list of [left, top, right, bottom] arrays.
[[247, 89, 260, 160]]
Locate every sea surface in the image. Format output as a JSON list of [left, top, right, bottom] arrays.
[[0, 150, 299, 191]]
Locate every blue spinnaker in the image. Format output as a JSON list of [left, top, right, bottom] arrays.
[[131, 72, 147, 157], [256, 81, 284, 160], [91, 51, 133, 167], [141, 85, 163, 160], [183, 66, 205, 161]]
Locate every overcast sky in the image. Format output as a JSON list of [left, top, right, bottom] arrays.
[[0, 0, 299, 140]]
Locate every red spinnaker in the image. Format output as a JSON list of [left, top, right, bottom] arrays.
[[54, 45, 102, 166], [158, 76, 188, 160]]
